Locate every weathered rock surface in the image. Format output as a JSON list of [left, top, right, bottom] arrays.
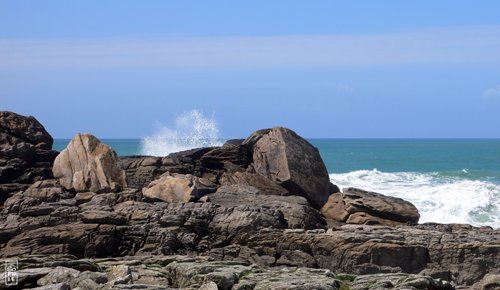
[[474, 273, 500, 290], [219, 171, 290, 196], [0, 255, 455, 290], [243, 127, 332, 208], [321, 188, 420, 226], [348, 273, 454, 290], [0, 111, 58, 205], [142, 172, 216, 202], [0, 179, 497, 287], [0, 114, 498, 288], [52, 133, 127, 193], [0, 111, 53, 151], [209, 188, 326, 229]]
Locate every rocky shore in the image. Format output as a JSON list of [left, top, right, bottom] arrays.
[[0, 111, 498, 290]]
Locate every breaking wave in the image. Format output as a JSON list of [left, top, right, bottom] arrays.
[[330, 169, 500, 228], [140, 109, 222, 156]]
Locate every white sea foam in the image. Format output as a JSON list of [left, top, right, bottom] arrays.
[[140, 109, 222, 156], [330, 169, 500, 228]]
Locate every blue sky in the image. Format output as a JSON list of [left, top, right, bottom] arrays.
[[1, 1, 500, 138]]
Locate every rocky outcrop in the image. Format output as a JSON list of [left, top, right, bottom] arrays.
[[321, 188, 420, 226], [120, 128, 332, 207], [474, 273, 500, 290], [219, 171, 289, 196], [52, 134, 127, 193], [119, 147, 232, 189], [0, 179, 497, 287], [243, 127, 332, 208], [0, 112, 58, 205], [0, 114, 498, 288], [210, 186, 326, 229], [0, 255, 455, 290], [142, 172, 217, 202], [0, 112, 53, 150]]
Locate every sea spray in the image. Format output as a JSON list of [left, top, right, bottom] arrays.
[[330, 169, 500, 228], [140, 109, 222, 156]]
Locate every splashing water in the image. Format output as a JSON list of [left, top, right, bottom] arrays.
[[330, 169, 500, 228], [140, 109, 222, 156]]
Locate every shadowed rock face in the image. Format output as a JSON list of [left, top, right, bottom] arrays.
[[0, 111, 53, 150], [0, 116, 498, 288], [0, 111, 58, 205], [0, 181, 497, 287], [52, 133, 127, 193], [243, 127, 332, 209]]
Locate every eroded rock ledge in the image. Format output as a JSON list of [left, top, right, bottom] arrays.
[[0, 255, 459, 290], [0, 111, 499, 289]]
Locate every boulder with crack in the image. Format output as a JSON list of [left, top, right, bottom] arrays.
[[52, 133, 127, 193]]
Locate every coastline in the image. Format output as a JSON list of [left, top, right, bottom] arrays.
[[1, 112, 499, 289], [52, 138, 500, 229]]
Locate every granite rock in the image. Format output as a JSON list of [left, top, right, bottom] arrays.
[[321, 187, 420, 226], [52, 134, 127, 193], [142, 172, 216, 202], [243, 127, 332, 208]]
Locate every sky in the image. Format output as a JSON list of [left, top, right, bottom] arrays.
[[1, 1, 500, 139]]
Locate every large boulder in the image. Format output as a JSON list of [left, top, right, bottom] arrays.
[[0, 111, 58, 205], [321, 188, 420, 226], [52, 133, 127, 193], [0, 111, 53, 150], [242, 127, 331, 208]]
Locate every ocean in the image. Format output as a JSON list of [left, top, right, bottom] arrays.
[[53, 138, 500, 228]]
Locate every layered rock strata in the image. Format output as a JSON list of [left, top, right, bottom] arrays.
[[0, 111, 498, 289], [321, 188, 420, 226], [0, 255, 456, 290]]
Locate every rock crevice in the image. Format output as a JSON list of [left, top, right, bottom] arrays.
[[0, 111, 498, 289]]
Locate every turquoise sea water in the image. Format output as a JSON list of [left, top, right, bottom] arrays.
[[53, 138, 500, 228]]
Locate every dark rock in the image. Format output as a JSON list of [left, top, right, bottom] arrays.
[[209, 190, 326, 230], [242, 127, 331, 208], [0, 113, 497, 288], [321, 188, 420, 225], [0, 112, 58, 205], [79, 210, 128, 225], [349, 273, 453, 290], [0, 111, 53, 150], [119, 144, 249, 190], [0, 267, 53, 289], [219, 171, 289, 196], [200, 145, 251, 169], [0, 188, 497, 287], [222, 139, 245, 147]]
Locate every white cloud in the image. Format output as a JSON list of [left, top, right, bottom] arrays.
[[1, 25, 500, 69]]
